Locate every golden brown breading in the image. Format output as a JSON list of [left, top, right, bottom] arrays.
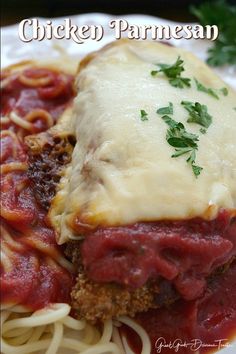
[[71, 271, 158, 323], [66, 242, 178, 323], [70, 252, 236, 324]]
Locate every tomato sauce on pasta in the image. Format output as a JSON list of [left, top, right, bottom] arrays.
[[1, 66, 75, 310], [1, 67, 74, 136]]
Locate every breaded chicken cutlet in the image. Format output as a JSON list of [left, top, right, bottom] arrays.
[[26, 40, 236, 324]]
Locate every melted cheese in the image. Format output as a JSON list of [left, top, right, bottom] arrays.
[[49, 40, 236, 244]]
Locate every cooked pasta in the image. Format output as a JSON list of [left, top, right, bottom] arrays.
[[1, 305, 153, 354]]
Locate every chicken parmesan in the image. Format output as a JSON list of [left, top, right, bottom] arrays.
[[36, 40, 236, 322]]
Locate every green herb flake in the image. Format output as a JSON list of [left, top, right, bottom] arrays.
[[220, 87, 228, 96], [140, 109, 148, 121], [158, 57, 184, 78], [181, 101, 213, 128], [169, 77, 191, 88], [200, 128, 207, 134], [171, 147, 193, 158], [151, 56, 191, 89], [161, 115, 202, 177], [194, 78, 219, 99], [151, 70, 158, 76], [156, 102, 173, 115], [191, 164, 203, 177], [161, 115, 180, 129]]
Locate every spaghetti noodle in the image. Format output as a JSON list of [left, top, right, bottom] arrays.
[[1, 306, 151, 354]]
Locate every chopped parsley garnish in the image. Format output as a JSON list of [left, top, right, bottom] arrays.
[[191, 164, 203, 177], [156, 102, 173, 115], [160, 114, 203, 177], [220, 87, 228, 96], [140, 109, 148, 121], [190, 0, 236, 67], [151, 56, 191, 89], [151, 71, 158, 76], [181, 101, 213, 128], [200, 128, 207, 134], [194, 78, 219, 99], [194, 78, 229, 99], [169, 77, 191, 89]]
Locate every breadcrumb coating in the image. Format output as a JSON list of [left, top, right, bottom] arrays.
[[66, 242, 178, 323]]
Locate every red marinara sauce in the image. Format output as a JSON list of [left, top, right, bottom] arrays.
[[121, 260, 236, 354], [1, 67, 74, 134], [0, 66, 75, 310], [81, 214, 236, 301]]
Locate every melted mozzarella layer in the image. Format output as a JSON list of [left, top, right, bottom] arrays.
[[49, 40, 236, 244]]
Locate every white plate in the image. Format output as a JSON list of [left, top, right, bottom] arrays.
[[1, 12, 236, 354]]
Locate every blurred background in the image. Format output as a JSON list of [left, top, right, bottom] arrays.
[[1, 0, 236, 26]]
